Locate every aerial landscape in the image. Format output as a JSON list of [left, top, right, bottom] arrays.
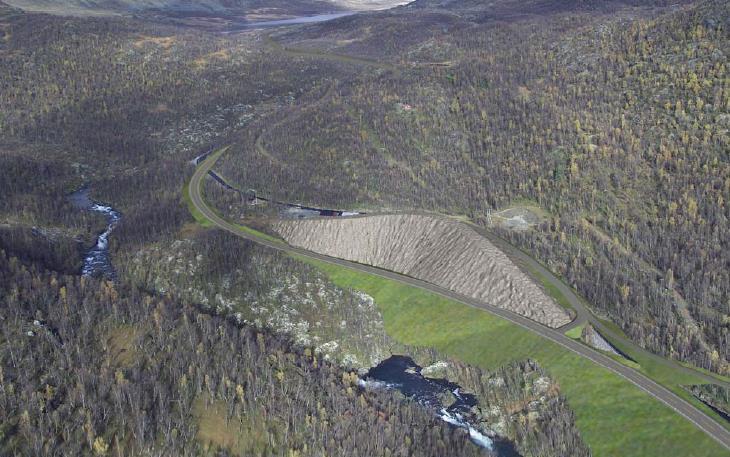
[[0, 0, 728, 456]]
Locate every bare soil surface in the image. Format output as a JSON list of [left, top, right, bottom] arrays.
[[275, 214, 572, 328], [491, 206, 544, 231]]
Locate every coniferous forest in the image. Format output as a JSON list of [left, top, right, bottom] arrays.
[[0, 0, 728, 455]]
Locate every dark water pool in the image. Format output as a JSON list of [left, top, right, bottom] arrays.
[[362, 355, 521, 456]]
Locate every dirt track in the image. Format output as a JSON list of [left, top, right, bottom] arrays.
[[275, 214, 572, 328]]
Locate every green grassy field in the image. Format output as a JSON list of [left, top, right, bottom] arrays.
[[595, 320, 730, 431], [231, 222, 283, 244], [565, 324, 585, 340], [304, 258, 727, 457], [487, 226, 730, 428]]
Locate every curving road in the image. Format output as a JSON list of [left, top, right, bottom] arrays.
[[474, 225, 730, 389], [189, 149, 730, 451]]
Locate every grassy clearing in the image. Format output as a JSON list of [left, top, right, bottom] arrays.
[[597, 316, 630, 337], [596, 324, 730, 431], [302, 257, 727, 457], [232, 222, 284, 244], [678, 362, 730, 384], [565, 324, 585, 340], [178, 222, 208, 239], [484, 227, 729, 425], [609, 352, 642, 370]]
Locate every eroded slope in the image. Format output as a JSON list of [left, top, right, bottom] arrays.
[[275, 214, 571, 327]]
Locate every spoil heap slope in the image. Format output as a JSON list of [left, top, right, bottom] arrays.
[[275, 214, 571, 327]]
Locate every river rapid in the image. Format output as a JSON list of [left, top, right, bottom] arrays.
[[361, 356, 521, 456], [69, 187, 120, 279]]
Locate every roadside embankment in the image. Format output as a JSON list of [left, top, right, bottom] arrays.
[[275, 214, 572, 328]]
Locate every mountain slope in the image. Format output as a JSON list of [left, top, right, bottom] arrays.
[[2, 0, 409, 16], [215, 0, 730, 375]]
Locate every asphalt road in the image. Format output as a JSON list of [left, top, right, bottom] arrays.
[[189, 150, 730, 450], [473, 225, 730, 390]]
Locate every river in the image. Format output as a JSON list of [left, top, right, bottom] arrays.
[[361, 355, 521, 456], [69, 187, 121, 279], [224, 12, 356, 32]]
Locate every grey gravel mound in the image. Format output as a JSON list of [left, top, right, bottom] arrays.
[[275, 214, 571, 328]]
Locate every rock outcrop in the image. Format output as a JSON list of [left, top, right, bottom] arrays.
[[275, 214, 571, 328]]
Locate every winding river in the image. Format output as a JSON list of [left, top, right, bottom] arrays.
[[69, 187, 121, 279]]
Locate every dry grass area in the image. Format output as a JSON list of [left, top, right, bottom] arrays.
[[193, 49, 231, 68], [133, 35, 176, 50], [276, 214, 571, 327], [192, 397, 268, 455], [3, 0, 121, 16], [105, 325, 140, 368], [330, 0, 412, 10], [491, 206, 545, 231], [147, 102, 174, 113], [243, 8, 298, 21], [177, 221, 208, 239]]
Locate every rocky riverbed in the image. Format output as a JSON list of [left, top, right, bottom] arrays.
[[69, 187, 120, 279]]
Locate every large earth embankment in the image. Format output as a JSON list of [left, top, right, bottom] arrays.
[[275, 214, 571, 328]]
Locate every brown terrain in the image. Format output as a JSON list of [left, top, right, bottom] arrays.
[[275, 214, 572, 328]]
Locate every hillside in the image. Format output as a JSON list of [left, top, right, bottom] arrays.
[[0, 4, 592, 455], [215, 0, 730, 375], [2, 0, 409, 16], [1, 0, 729, 455], [0, 250, 498, 457]]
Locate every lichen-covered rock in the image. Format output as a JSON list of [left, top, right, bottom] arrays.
[[276, 214, 571, 327]]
